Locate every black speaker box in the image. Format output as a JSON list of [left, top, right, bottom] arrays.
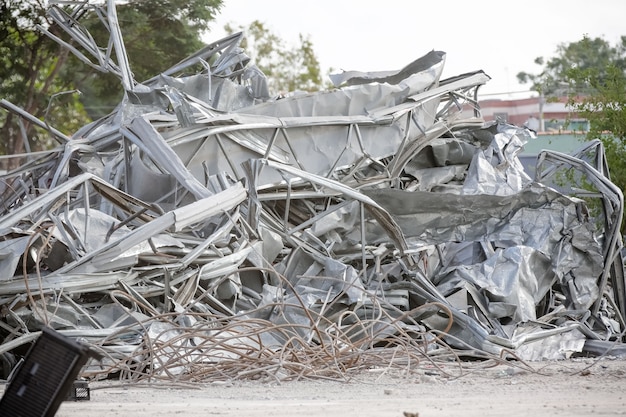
[[0, 327, 95, 417]]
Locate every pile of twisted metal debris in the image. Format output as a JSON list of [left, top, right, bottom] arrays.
[[0, 0, 624, 382]]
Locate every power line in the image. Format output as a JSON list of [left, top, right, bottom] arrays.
[[479, 89, 536, 98]]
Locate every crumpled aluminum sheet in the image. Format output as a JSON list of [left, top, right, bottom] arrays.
[[0, 0, 624, 381]]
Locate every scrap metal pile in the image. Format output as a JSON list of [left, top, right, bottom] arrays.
[[0, 0, 625, 382]]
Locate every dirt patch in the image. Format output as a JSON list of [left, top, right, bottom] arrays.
[[52, 357, 626, 417]]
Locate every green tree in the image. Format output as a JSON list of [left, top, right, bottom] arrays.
[[517, 36, 625, 96], [0, 0, 224, 167], [519, 35, 626, 231], [566, 60, 626, 216], [0, 0, 88, 169], [66, 0, 224, 119], [224, 20, 324, 95]]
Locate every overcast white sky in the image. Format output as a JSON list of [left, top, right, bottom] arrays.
[[207, 0, 625, 99]]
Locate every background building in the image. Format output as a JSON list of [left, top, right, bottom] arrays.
[[478, 95, 588, 133], [469, 95, 590, 177]]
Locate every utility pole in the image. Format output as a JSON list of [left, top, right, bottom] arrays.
[[539, 90, 545, 132]]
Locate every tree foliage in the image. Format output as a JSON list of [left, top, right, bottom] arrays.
[[71, 0, 223, 119], [566, 59, 626, 213], [0, 0, 87, 167], [0, 0, 224, 167], [224, 20, 324, 95], [520, 35, 626, 231], [517, 36, 626, 96]]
